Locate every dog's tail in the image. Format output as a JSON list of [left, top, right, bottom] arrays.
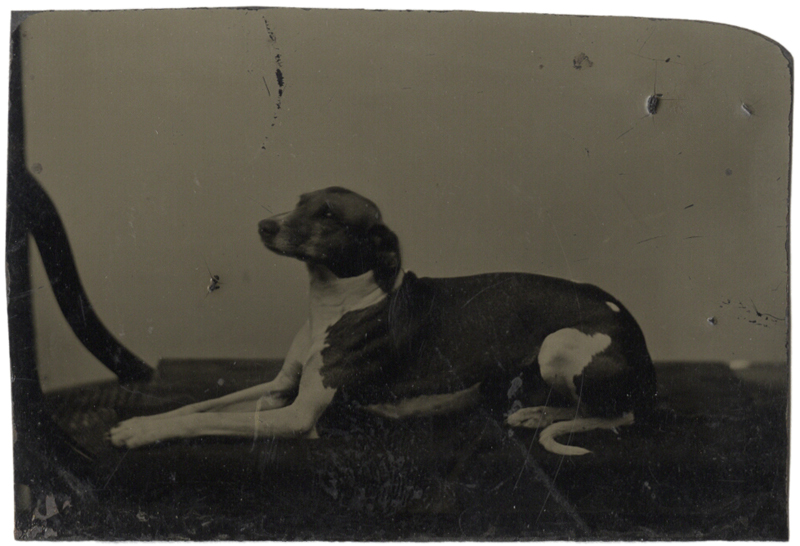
[[538, 413, 635, 456]]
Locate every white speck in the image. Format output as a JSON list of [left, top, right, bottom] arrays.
[[217, 378, 225, 386], [606, 301, 620, 312], [729, 360, 751, 370]]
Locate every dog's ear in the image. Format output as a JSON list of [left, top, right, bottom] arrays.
[[369, 224, 401, 293]]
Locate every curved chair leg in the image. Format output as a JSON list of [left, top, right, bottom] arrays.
[[7, 24, 153, 385], [7, 22, 155, 507]]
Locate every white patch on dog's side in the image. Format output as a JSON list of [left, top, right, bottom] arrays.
[[606, 301, 621, 312], [538, 329, 612, 400]]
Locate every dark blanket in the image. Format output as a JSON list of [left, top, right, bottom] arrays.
[[28, 359, 787, 540]]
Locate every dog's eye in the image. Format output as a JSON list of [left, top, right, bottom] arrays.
[[320, 206, 336, 220]]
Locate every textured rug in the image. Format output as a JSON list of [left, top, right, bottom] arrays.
[[25, 359, 787, 540]]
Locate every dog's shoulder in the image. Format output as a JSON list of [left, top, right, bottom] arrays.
[[319, 271, 430, 393]]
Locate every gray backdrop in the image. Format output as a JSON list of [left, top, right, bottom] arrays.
[[18, 9, 790, 391]]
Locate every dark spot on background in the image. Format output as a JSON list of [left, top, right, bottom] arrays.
[[646, 94, 661, 115], [725, 168, 733, 176], [573, 52, 593, 69], [263, 18, 277, 42]]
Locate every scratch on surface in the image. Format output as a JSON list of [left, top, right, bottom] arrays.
[[514, 390, 556, 490], [69, 444, 93, 461], [8, 285, 44, 302], [120, 386, 166, 401], [462, 278, 514, 309], [536, 380, 590, 515], [617, 125, 635, 139], [637, 27, 656, 55], [550, 222, 574, 282], [637, 235, 665, 245], [251, 396, 264, 451], [78, 298, 87, 325], [531, 193, 583, 322], [101, 449, 129, 490], [750, 299, 785, 322], [510, 399, 588, 532]]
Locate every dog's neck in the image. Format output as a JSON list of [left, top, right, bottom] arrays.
[[308, 266, 383, 307], [305, 266, 384, 343], [306, 265, 403, 328]]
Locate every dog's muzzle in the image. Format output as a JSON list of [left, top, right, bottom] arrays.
[[259, 211, 292, 241], [258, 218, 281, 239], [259, 212, 302, 256]]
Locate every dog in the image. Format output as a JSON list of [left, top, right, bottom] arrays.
[[111, 187, 657, 455]]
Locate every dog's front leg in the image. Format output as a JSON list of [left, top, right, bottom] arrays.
[[111, 354, 337, 448], [110, 406, 328, 449]]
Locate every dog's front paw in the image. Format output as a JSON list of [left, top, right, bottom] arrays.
[[109, 415, 188, 449]]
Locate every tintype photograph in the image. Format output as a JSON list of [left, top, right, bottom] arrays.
[[7, 7, 790, 540]]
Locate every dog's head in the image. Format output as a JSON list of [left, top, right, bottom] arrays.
[[258, 187, 401, 292]]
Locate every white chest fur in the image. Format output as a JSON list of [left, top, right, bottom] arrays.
[[284, 268, 403, 372], [306, 270, 387, 351]]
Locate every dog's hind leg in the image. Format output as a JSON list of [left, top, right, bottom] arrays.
[[363, 382, 483, 419], [506, 328, 636, 455]]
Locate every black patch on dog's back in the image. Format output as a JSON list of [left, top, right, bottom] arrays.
[[321, 269, 657, 416]]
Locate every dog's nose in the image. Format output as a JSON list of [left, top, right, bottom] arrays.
[[258, 219, 280, 237]]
